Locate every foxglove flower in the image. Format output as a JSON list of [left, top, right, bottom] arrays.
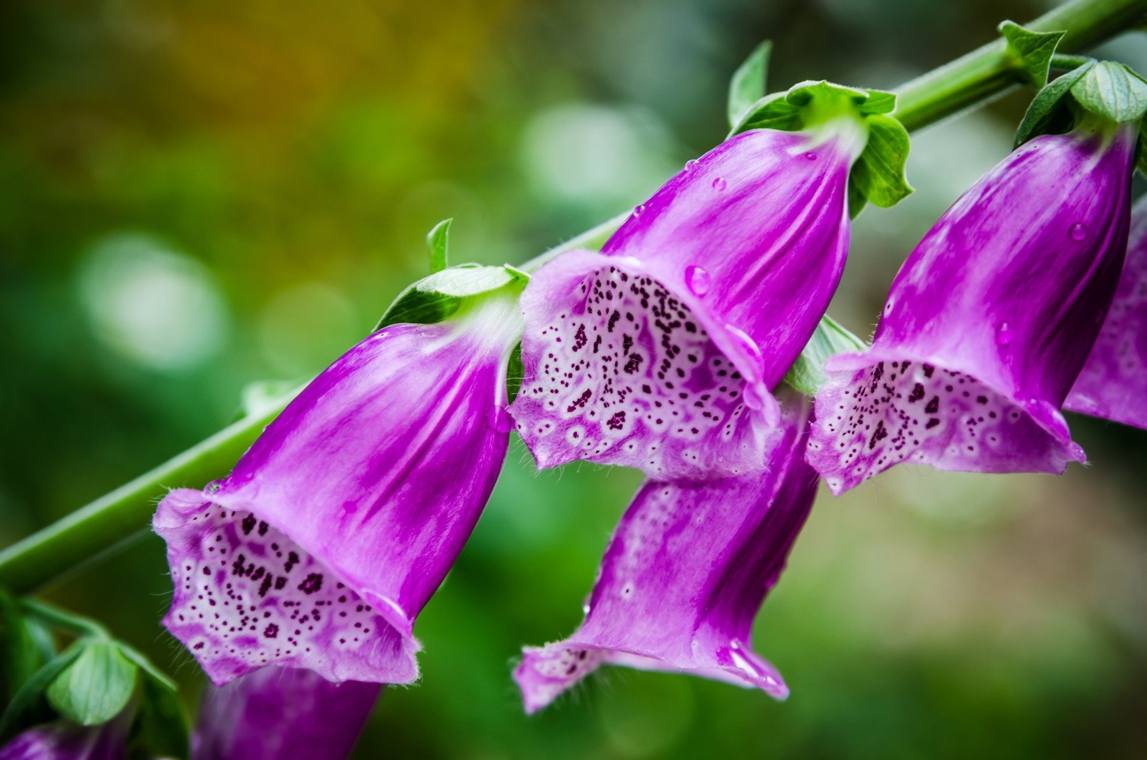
[[808, 124, 1137, 494], [154, 288, 522, 685], [1065, 196, 1147, 429], [513, 396, 817, 713], [0, 716, 129, 760], [512, 120, 867, 480], [194, 667, 379, 759]]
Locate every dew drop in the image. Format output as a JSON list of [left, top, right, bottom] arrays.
[[205, 480, 223, 495], [1069, 223, 1086, 241], [632, 203, 646, 219], [684, 264, 711, 296], [684, 159, 698, 172], [995, 322, 1012, 346], [804, 151, 817, 161], [711, 176, 727, 192]]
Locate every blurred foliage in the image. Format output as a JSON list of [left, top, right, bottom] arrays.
[[1, 0, 1145, 757]]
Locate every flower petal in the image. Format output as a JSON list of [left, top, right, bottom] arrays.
[[193, 666, 380, 759], [513, 126, 858, 479], [511, 250, 775, 480], [809, 127, 1137, 492], [1065, 197, 1147, 430], [156, 489, 418, 686], [807, 353, 1083, 494], [514, 396, 817, 713]]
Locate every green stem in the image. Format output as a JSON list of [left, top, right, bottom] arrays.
[[1, 0, 1144, 595], [0, 402, 288, 594], [892, 0, 1147, 131]]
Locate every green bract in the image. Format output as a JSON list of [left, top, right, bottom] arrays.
[[999, 21, 1066, 89], [1017, 60, 1147, 151], [377, 264, 527, 328], [45, 639, 137, 726], [783, 315, 868, 396], [427, 217, 453, 273], [727, 40, 772, 127]]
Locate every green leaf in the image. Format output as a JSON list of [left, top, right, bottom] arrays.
[[377, 264, 520, 328], [46, 640, 137, 726], [128, 668, 189, 759], [849, 114, 913, 209], [1070, 61, 1147, 124], [0, 645, 83, 741], [426, 218, 452, 274], [1014, 60, 1095, 146], [1, 595, 56, 704], [113, 643, 188, 758], [783, 315, 868, 396], [999, 20, 1066, 88], [727, 41, 772, 127], [858, 89, 897, 115], [847, 180, 867, 219], [505, 342, 524, 405]]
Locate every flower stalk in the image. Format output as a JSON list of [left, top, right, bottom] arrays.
[[1, 0, 1144, 595]]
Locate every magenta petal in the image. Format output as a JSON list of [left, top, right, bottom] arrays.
[[155, 489, 419, 685], [0, 720, 128, 760], [1065, 197, 1147, 429], [809, 127, 1137, 494], [193, 666, 380, 759], [513, 398, 817, 713], [155, 297, 520, 684], [512, 126, 859, 480]]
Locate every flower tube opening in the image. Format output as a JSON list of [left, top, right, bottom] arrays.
[[512, 126, 861, 480], [156, 291, 523, 685], [808, 125, 1137, 494], [514, 396, 818, 713]]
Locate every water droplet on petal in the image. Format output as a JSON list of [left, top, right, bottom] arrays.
[[804, 151, 817, 161], [883, 298, 895, 317], [632, 203, 646, 219], [684, 264, 711, 296], [205, 480, 223, 495], [711, 176, 727, 192], [684, 159, 698, 172], [996, 322, 1012, 346], [1069, 223, 1086, 241]]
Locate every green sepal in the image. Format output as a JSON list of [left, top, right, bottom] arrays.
[[46, 639, 137, 726], [0, 644, 83, 741], [426, 218, 453, 273], [730, 80, 893, 135], [727, 41, 772, 128], [848, 114, 913, 209], [1014, 60, 1095, 146], [847, 182, 867, 219], [729, 80, 910, 213], [120, 644, 189, 759], [999, 21, 1065, 88], [0, 594, 56, 705], [377, 264, 525, 329], [783, 315, 868, 396], [1070, 61, 1147, 124]]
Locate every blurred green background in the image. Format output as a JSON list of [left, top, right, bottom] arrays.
[[2, 0, 1146, 757]]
